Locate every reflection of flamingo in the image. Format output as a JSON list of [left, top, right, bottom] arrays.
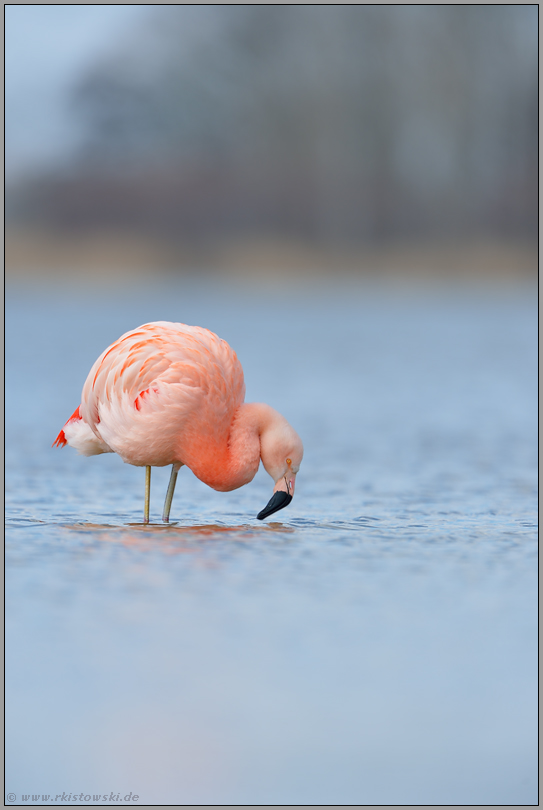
[[54, 321, 303, 523]]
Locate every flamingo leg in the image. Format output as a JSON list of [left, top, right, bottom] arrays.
[[144, 465, 151, 524], [162, 463, 181, 523]]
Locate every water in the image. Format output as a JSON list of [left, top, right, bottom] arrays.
[[6, 276, 538, 805]]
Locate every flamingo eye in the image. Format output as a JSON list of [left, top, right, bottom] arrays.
[[286, 458, 292, 465]]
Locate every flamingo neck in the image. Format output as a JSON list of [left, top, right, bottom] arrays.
[[185, 403, 268, 492]]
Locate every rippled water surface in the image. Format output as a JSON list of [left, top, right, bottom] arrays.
[[6, 277, 538, 804]]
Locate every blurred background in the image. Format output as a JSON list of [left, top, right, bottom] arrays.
[[6, 3, 538, 279], [6, 6, 538, 806]]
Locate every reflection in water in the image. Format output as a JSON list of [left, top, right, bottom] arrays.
[[61, 520, 297, 552], [5, 281, 538, 804]]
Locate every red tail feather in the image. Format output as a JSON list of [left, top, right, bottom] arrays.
[[52, 429, 67, 448], [52, 406, 82, 448]]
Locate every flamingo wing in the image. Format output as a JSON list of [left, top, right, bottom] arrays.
[[79, 322, 245, 467]]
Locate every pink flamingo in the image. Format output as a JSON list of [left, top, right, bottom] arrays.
[[53, 321, 303, 523]]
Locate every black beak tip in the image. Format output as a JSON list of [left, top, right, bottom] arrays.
[[257, 490, 293, 520]]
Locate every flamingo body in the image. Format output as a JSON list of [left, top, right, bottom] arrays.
[[54, 322, 303, 519]]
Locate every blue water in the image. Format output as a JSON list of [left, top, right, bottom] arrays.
[[6, 276, 538, 805]]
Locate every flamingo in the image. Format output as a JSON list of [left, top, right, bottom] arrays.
[[53, 321, 303, 523]]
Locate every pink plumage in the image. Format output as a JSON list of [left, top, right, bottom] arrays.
[[54, 321, 303, 522]]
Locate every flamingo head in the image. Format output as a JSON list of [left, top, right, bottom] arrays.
[[257, 414, 303, 520]]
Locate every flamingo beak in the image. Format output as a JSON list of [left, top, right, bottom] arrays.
[[257, 490, 292, 520], [256, 475, 295, 520]]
